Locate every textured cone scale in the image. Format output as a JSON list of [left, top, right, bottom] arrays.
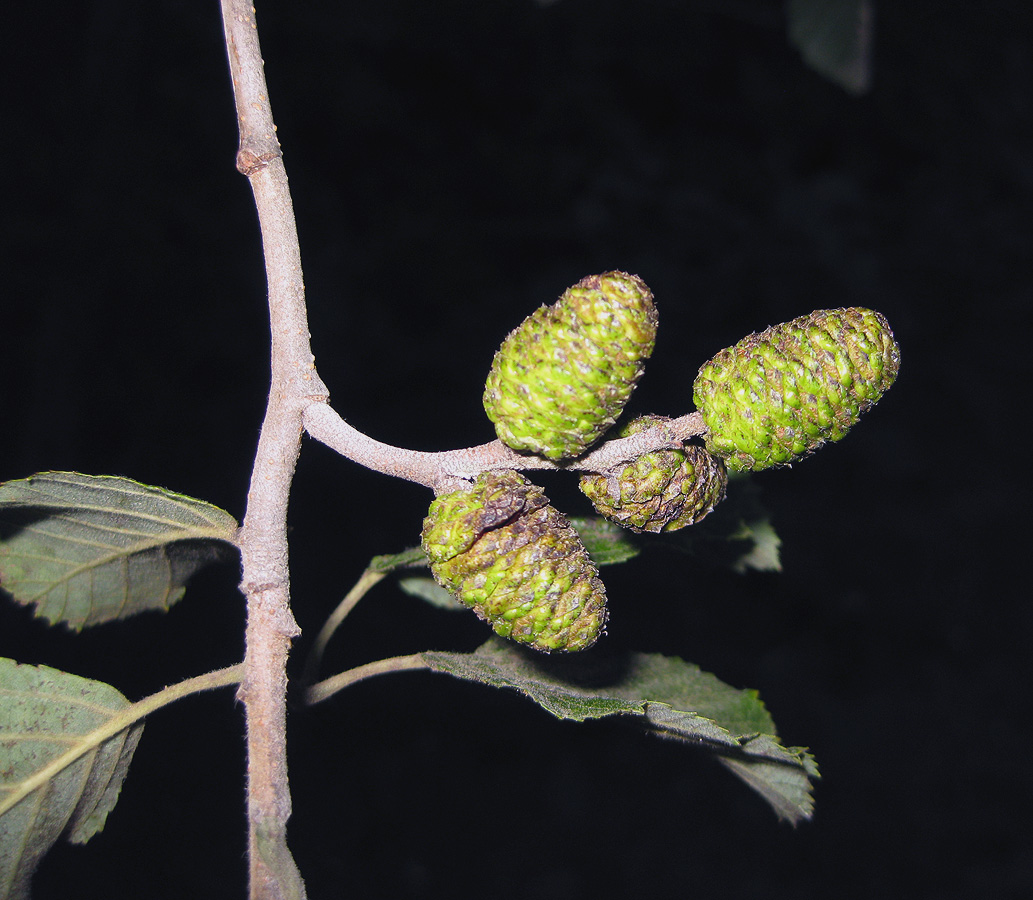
[[421, 470, 608, 652], [483, 271, 658, 460], [693, 307, 900, 471], [579, 415, 728, 533]]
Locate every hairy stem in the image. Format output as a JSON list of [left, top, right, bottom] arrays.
[[221, 2, 326, 898], [304, 654, 430, 706], [302, 568, 387, 686], [219, 2, 705, 894], [303, 401, 706, 491]]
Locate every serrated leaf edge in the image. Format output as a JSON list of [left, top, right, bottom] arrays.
[[0, 473, 239, 534]]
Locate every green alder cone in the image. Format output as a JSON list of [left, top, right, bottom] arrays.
[[579, 415, 728, 533], [693, 307, 900, 471], [483, 271, 659, 460], [421, 470, 608, 652]]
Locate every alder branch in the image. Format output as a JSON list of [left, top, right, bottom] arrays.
[[220, 0, 704, 893], [221, 1, 324, 898], [303, 401, 706, 492]]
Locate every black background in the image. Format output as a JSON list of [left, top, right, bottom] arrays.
[[3, 1, 1031, 898]]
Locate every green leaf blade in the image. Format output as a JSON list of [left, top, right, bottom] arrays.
[[369, 546, 429, 575], [0, 659, 144, 900], [568, 517, 641, 567], [0, 472, 239, 628], [788, 0, 873, 95], [660, 474, 782, 575], [423, 640, 642, 721], [719, 735, 819, 824], [422, 639, 818, 823], [605, 653, 777, 736], [398, 577, 466, 611]]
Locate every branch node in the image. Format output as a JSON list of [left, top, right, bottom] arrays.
[[236, 147, 279, 176]]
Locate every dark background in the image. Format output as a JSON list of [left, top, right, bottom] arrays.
[[2, 1, 1031, 898]]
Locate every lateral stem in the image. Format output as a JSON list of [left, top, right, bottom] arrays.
[[302, 569, 387, 685], [304, 654, 429, 706]]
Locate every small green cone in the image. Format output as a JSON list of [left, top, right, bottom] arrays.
[[579, 415, 728, 533], [483, 272, 658, 460], [421, 470, 608, 652], [693, 307, 900, 471]]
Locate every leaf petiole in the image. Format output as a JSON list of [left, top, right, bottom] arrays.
[[304, 654, 428, 706], [302, 548, 432, 685]]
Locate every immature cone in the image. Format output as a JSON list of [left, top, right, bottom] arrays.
[[579, 415, 728, 533], [693, 307, 900, 471], [483, 271, 658, 460], [421, 470, 608, 652]]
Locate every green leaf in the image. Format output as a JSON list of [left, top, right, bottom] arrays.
[[423, 640, 641, 721], [730, 515, 782, 574], [787, 0, 873, 95], [398, 576, 465, 611], [0, 472, 239, 629], [568, 516, 641, 567], [659, 474, 782, 574], [0, 658, 144, 900], [369, 546, 429, 575], [422, 639, 817, 823], [719, 735, 820, 824]]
